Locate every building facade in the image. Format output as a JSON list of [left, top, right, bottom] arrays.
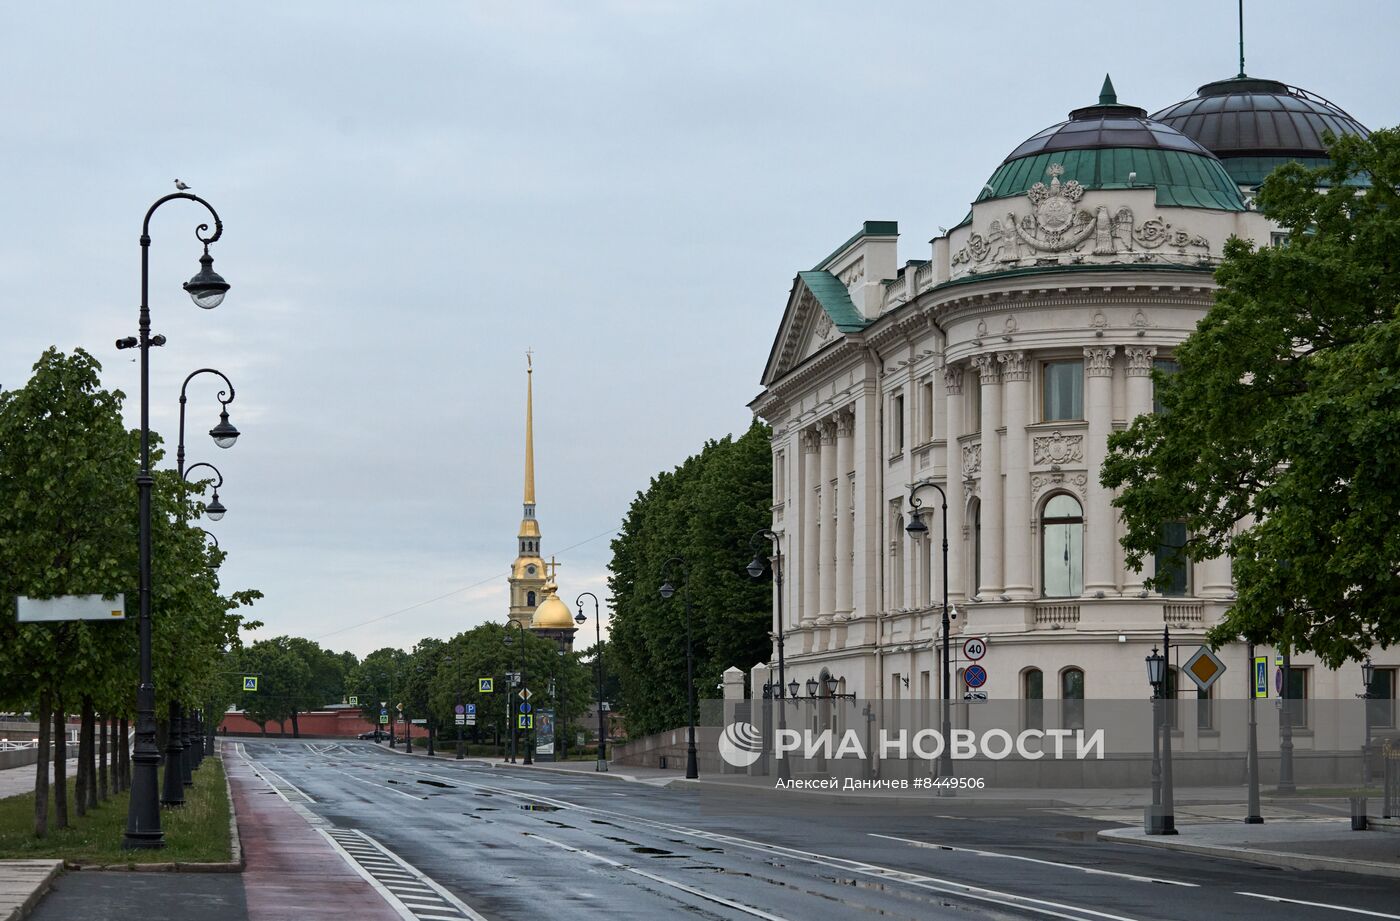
[[748, 74, 1391, 735]]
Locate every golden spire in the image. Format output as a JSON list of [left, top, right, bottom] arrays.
[[524, 350, 535, 506]]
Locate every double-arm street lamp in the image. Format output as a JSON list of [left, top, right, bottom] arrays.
[[503, 621, 532, 765], [120, 192, 230, 851], [574, 593, 608, 772], [746, 529, 789, 782], [658, 557, 699, 779], [905, 482, 955, 784]]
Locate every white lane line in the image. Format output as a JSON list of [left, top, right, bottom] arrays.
[[349, 829, 485, 921], [869, 833, 1198, 887], [525, 831, 795, 921], [328, 766, 423, 801], [318, 828, 419, 921], [1236, 892, 1400, 919], [445, 776, 1141, 921]]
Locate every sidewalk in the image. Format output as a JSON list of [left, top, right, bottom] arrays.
[[0, 760, 76, 801], [0, 861, 61, 921], [1100, 819, 1400, 878]]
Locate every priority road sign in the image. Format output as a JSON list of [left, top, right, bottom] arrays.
[[242, 676, 258, 692], [962, 637, 987, 661], [963, 664, 988, 689], [519, 688, 533, 701], [396, 702, 403, 712], [1183, 646, 1226, 692], [479, 678, 494, 693], [518, 714, 533, 730]]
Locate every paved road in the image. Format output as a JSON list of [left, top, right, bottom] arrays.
[[234, 739, 1399, 921]]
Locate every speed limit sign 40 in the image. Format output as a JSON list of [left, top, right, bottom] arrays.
[[963, 637, 987, 661]]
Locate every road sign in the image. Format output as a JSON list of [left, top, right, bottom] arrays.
[[479, 678, 494, 693], [16, 594, 125, 622], [411, 718, 426, 725], [962, 637, 987, 661], [519, 702, 532, 715], [454, 704, 465, 714], [963, 690, 988, 702], [379, 714, 389, 724], [348, 696, 358, 706], [465, 717, 476, 726], [396, 702, 403, 712], [1253, 656, 1269, 698], [455, 715, 465, 725], [465, 704, 476, 716], [518, 714, 533, 730], [600, 702, 610, 712], [242, 676, 258, 692], [1183, 646, 1226, 692], [963, 665, 987, 689], [519, 688, 533, 701]]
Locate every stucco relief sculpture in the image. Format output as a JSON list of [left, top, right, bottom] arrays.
[[1032, 430, 1084, 465], [1031, 471, 1088, 497], [952, 163, 1211, 276], [961, 443, 982, 478]]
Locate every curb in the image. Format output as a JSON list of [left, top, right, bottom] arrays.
[[0, 860, 63, 921], [1097, 828, 1400, 879]]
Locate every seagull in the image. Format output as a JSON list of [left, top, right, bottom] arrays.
[[174, 179, 190, 190]]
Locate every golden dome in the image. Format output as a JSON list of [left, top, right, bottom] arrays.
[[531, 581, 575, 629]]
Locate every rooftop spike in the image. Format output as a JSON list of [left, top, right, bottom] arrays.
[[1099, 74, 1118, 106]]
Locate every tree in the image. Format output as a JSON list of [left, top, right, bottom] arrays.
[[606, 420, 772, 737], [348, 647, 409, 729], [1102, 128, 1400, 667]]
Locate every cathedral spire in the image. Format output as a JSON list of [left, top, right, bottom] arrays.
[[523, 350, 535, 507]]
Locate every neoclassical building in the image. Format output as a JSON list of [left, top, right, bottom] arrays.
[[748, 73, 1388, 728]]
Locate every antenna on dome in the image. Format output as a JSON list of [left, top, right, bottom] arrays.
[[1238, 0, 1246, 77]]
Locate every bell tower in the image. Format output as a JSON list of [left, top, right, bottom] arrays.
[[508, 353, 547, 627]]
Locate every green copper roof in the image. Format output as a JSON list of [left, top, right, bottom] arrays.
[[797, 271, 869, 332], [1215, 155, 1368, 188], [1098, 74, 1118, 106], [978, 148, 1246, 211]]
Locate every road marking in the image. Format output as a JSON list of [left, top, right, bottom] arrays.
[[1236, 892, 1400, 919], [326, 766, 423, 801], [525, 831, 796, 920], [336, 828, 487, 921], [869, 833, 1198, 887]]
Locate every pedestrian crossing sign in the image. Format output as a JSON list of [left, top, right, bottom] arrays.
[[348, 696, 358, 706], [479, 678, 494, 693], [379, 713, 388, 724], [518, 714, 533, 730], [242, 676, 258, 692]]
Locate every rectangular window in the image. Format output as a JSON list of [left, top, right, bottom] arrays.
[[892, 393, 905, 455], [1155, 522, 1190, 597], [1369, 668, 1396, 730], [1197, 686, 1214, 731], [773, 450, 786, 504], [1042, 360, 1083, 421], [1153, 358, 1180, 415], [921, 380, 935, 444], [1285, 667, 1310, 728], [968, 380, 981, 434]]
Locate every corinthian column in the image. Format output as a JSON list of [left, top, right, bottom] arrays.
[[818, 420, 837, 623], [834, 410, 855, 620], [943, 364, 966, 603], [1123, 346, 1156, 593], [999, 351, 1032, 599], [971, 353, 1003, 597], [801, 427, 821, 625], [1084, 345, 1117, 595]]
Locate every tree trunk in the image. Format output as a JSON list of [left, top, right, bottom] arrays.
[[34, 689, 51, 838], [99, 714, 109, 801], [82, 698, 97, 811], [74, 706, 87, 818], [52, 706, 68, 829], [290, 711, 300, 739]]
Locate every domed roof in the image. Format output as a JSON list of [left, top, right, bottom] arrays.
[[978, 77, 1245, 212], [1151, 77, 1370, 186], [530, 581, 575, 630]]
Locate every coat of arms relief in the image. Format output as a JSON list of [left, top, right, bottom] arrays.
[[952, 164, 1211, 277]]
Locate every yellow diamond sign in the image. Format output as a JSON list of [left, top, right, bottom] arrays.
[[1184, 646, 1226, 692]]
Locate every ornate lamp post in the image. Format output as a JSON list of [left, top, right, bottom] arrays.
[[120, 191, 230, 850], [1145, 641, 1177, 835], [747, 529, 789, 782], [574, 593, 608, 772], [905, 481, 955, 784], [1362, 657, 1376, 786], [658, 556, 699, 779], [504, 621, 531, 764]]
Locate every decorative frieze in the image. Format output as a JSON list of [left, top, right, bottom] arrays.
[[998, 350, 1030, 382], [1125, 345, 1158, 377], [1032, 430, 1084, 465], [1083, 345, 1116, 377], [1031, 471, 1088, 497]]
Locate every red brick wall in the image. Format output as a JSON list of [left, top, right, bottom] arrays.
[[218, 709, 428, 739]]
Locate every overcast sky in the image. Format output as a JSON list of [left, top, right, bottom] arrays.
[[2, 2, 1395, 658]]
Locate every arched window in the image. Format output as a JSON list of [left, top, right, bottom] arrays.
[[1041, 495, 1084, 598], [1023, 668, 1044, 731], [892, 513, 905, 608], [1061, 667, 1085, 730], [526, 591, 536, 607], [968, 498, 982, 597]]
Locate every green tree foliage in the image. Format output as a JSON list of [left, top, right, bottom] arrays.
[[347, 647, 409, 725], [234, 636, 350, 736], [1102, 128, 1400, 666], [606, 420, 772, 737]]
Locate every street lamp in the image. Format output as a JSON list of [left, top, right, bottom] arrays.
[[806, 677, 819, 698], [658, 557, 699, 779], [503, 621, 531, 765], [788, 678, 799, 699], [444, 654, 465, 760], [1145, 642, 1177, 835], [183, 463, 227, 523], [119, 191, 229, 850], [1362, 657, 1376, 786], [575, 593, 608, 772], [747, 529, 789, 781], [906, 481, 954, 784]]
